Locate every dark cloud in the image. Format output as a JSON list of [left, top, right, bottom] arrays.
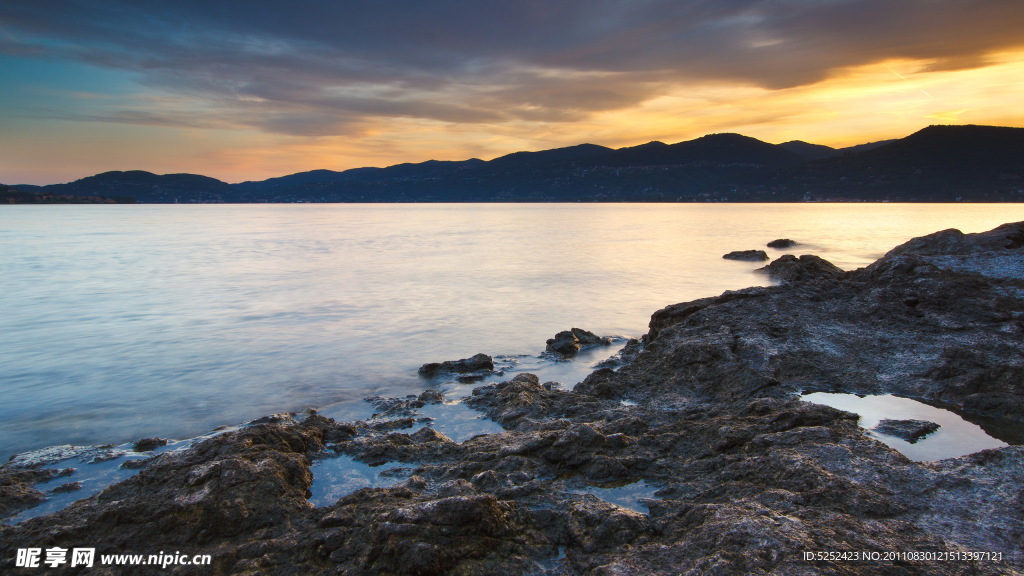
[[3, 0, 1023, 135]]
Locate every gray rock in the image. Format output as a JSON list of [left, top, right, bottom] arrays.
[[767, 238, 798, 248]]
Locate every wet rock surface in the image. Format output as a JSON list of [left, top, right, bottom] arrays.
[[768, 238, 798, 248], [874, 419, 942, 443], [2, 223, 1023, 575], [722, 249, 770, 261]]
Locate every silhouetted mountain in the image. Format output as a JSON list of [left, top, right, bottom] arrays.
[[606, 133, 804, 167], [778, 141, 838, 161], [837, 139, 898, 155], [28, 125, 1024, 203], [236, 169, 348, 190], [46, 171, 237, 203], [489, 144, 612, 168], [778, 125, 1024, 201]]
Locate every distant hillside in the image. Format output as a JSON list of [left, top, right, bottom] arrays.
[[778, 141, 837, 161], [1, 183, 135, 204], [489, 143, 612, 167], [29, 125, 1024, 203], [836, 139, 898, 156], [774, 125, 1024, 201], [604, 133, 804, 167], [45, 171, 237, 203]]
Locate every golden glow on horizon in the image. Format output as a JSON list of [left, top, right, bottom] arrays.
[[4, 50, 1024, 185]]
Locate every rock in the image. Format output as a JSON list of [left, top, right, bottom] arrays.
[[465, 373, 567, 426], [547, 330, 582, 355], [722, 249, 769, 261], [409, 427, 453, 444], [546, 327, 612, 356], [249, 412, 296, 425], [48, 481, 82, 494], [418, 353, 494, 378], [872, 419, 941, 443], [367, 417, 416, 431], [756, 253, 844, 282], [767, 238, 797, 248], [0, 467, 65, 518], [132, 437, 169, 451], [367, 394, 424, 417], [119, 458, 153, 470], [418, 389, 446, 404]]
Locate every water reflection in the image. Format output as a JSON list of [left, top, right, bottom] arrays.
[[308, 454, 405, 507], [801, 392, 1010, 461]]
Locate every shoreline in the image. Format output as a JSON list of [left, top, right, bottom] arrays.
[[2, 222, 1023, 574]]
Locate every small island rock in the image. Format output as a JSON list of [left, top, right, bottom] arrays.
[[756, 254, 844, 283], [722, 250, 770, 261], [767, 238, 797, 248]]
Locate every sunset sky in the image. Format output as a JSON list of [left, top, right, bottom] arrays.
[[3, 1, 1024, 185]]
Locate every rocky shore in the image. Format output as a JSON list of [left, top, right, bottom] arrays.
[[2, 223, 1023, 575]]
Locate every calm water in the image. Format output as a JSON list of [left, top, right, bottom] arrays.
[[2, 203, 1023, 461]]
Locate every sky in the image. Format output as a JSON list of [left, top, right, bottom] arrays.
[[2, 1, 1024, 185]]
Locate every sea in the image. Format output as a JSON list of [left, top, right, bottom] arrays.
[[3, 203, 1023, 462]]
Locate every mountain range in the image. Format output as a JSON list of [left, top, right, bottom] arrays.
[[7, 125, 1024, 203]]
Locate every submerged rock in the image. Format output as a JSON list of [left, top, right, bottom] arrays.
[[546, 328, 612, 356], [418, 353, 495, 378], [722, 249, 769, 261], [767, 238, 798, 248], [873, 418, 941, 443]]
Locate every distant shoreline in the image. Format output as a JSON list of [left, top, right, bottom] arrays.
[[8, 125, 1024, 203]]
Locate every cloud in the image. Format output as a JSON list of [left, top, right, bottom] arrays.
[[2, 0, 1024, 136]]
